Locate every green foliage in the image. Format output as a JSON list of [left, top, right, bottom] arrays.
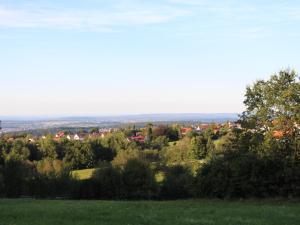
[[89, 128, 99, 134], [243, 70, 300, 128], [163, 137, 190, 165], [112, 148, 139, 168], [1, 69, 300, 200], [27, 171, 74, 198], [2, 158, 29, 197], [145, 123, 154, 142], [63, 141, 95, 170], [163, 136, 208, 171], [150, 135, 169, 150], [214, 131, 239, 154], [4, 139, 30, 161], [0, 167, 4, 197], [39, 136, 58, 160], [36, 159, 63, 175], [241, 69, 300, 158], [195, 152, 300, 198], [90, 139, 115, 162], [27, 142, 41, 161], [206, 137, 216, 156], [188, 136, 207, 159], [91, 163, 122, 199], [153, 125, 180, 141], [122, 159, 157, 199], [102, 132, 129, 152], [161, 165, 194, 199], [140, 149, 160, 163]]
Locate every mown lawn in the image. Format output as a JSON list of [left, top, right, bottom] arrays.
[[0, 199, 299, 225]]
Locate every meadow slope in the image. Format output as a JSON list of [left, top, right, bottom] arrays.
[[0, 199, 299, 225]]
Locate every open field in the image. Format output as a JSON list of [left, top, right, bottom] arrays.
[[0, 199, 299, 225], [71, 168, 96, 180], [72, 168, 166, 183]]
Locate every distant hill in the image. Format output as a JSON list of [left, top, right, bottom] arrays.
[[0, 113, 239, 133], [60, 113, 239, 123]]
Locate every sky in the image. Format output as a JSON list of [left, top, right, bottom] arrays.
[[0, 0, 300, 116]]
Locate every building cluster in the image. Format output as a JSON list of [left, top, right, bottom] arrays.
[[182, 121, 242, 135], [51, 128, 118, 141], [30, 120, 300, 143], [1, 122, 244, 144], [127, 135, 146, 143], [127, 121, 243, 143]]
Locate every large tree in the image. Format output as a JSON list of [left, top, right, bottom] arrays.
[[241, 69, 300, 157]]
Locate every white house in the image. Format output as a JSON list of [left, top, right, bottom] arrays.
[[74, 134, 84, 141]]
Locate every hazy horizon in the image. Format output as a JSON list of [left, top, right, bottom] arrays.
[[0, 113, 239, 120], [1, 0, 299, 115], [0, 113, 239, 133]]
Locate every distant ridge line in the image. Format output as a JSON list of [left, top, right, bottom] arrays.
[[0, 113, 239, 121]]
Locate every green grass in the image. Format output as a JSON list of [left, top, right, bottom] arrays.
[[155, 171, 165, 183], [71, 168, 96, 180], [72, 168, 166, 183], [0, 199, 299, 225]]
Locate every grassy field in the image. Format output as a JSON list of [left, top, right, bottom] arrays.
[[0, 199, 299, 225], [71, 168, 96, 180], [72, 168, 166, 183]]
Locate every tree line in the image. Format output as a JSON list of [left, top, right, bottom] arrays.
[[0, 69, 299, 199]]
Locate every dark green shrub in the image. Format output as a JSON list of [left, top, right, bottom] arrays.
[[122, 159, 158, 199], [161, 165, 194, 199], [92, 163, 122, 199], [195, 152, 300, 198], [27, 171, 74, 198], [0, 168, 4, 197], [3, 159, 28, 197]]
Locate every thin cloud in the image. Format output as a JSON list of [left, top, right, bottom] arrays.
[[0, 4, 189, 31], [1, 0, 299, 37], [168, 0, 300, 40], [168, 0, 300, 21]]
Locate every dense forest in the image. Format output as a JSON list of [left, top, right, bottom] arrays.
[[0, 69, 299, 199]]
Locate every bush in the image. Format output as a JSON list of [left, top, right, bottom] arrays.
[[195, 157, 230, 198], [27, 170, 74, 198], [71, 179, 96, 199], [112, 149, 139, 168], [0, 168, 4, 197], [91, 163, 122, 199], [161, 165, 194, 199], [122, 159, 158, 199], [3, 159, 28, 197], [195, 152, 300, 198]]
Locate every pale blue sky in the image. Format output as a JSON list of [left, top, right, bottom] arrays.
[[0, 0, 299, 116]]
